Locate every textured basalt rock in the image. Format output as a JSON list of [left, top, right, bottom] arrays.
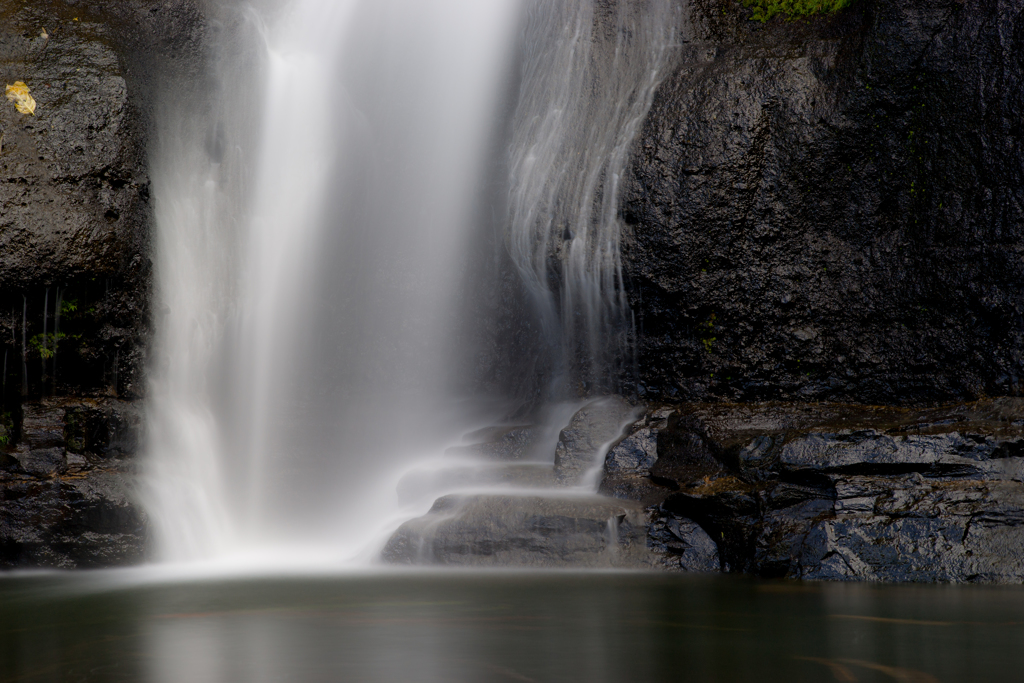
[[1, 397, 147, 568], [624, 0, 1024, 405], [0, 0, 203, 569], [0, 0, 203, 401], [608, 399, 1024, 583]]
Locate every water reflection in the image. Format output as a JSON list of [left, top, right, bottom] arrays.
[[1, 572, 1021, 682]]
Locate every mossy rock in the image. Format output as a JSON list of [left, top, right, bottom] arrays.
[[741, 0, 853, 22]]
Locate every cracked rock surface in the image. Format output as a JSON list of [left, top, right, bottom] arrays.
[[605, 399, 1024, 582]]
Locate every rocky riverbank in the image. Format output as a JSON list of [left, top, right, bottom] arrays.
[[386, 396, 1024, 583], [612, 398, 1024, 582]]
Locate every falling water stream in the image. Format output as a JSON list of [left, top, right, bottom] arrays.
[[509, 0, 680, 397], [144, 0, 680, 566]]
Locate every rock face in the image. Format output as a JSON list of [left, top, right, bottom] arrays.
[[0, 0, 201, 569], [611, 399, 1024, 583], [0, 398, 147, 568], [647, 513, 721, 572], [0, 0, 203, 400], [624, 0, 1024, 405]]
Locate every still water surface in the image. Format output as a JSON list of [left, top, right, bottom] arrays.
[[1, 571, 1021, 682]]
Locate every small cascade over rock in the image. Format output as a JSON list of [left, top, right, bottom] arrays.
[[553, 396, 641, 486], [383, 493, 652, 569], [382, 396, 654, 569]]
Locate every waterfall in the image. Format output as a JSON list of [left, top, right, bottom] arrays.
[[144, 0, 678, 565], [509, 0, 680, 398], [146, 0, 519, 562]]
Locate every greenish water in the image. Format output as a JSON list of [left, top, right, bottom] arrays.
[[1, 570, 1021, 682]]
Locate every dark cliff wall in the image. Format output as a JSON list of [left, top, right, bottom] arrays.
[[0, 0, 204, 408], [625, 0, 1024, 406], [0, 0, 205, 568]]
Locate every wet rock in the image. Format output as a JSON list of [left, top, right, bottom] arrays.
[[63, 399, 143, 458], [787, 474, 1024, 583], [0, 468, 147, 569], [0, 0, 204, 566], [647, 509, 721, 572], [605, 427, 658, 476], [382, 494, 653, 569], [779, 430, 1024, 476], [0, 397, 146, 568], [445, 426, 536, 461], [554, 396, 641, 485], [0, 0, 205, 400], [600, 421, 670, 505], [14, 448, 67, 476], [647, 408, 730, 488], [605, 399, 1024, 582], [625, 0, 1024, 405], [20, 403, 66, 450], [0, 452, 20, 471]]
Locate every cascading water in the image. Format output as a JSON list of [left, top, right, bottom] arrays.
[[509, 0, 680, 397], [146, 0, 520, 563], [144, 0, 679, 566]]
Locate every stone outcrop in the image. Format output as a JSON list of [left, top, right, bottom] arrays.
[[0, 397, 146, 568], [554, 396, 640, 485], [384, 398, 679, 570], [605, 399, 1024, 583], [384, 396, 1024, 582], [625, 0, 1024, 405]]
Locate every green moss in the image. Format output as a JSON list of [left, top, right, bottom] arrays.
[[0, 412, 11, 447], [741, 0, 853, 22], [699, 313, 718, 355], [28, 331, 81, 360]]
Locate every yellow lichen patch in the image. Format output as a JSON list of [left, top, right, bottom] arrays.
[[6, 81, 37, 115]]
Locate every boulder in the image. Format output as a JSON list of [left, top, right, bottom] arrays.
[[14, 447, 66, 476], [605, 427, 658, 476], [554, 396, 642, 485], [647, 510, 721, 572]]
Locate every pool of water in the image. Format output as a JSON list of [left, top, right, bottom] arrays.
[[2, 570, 1021, 682]]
